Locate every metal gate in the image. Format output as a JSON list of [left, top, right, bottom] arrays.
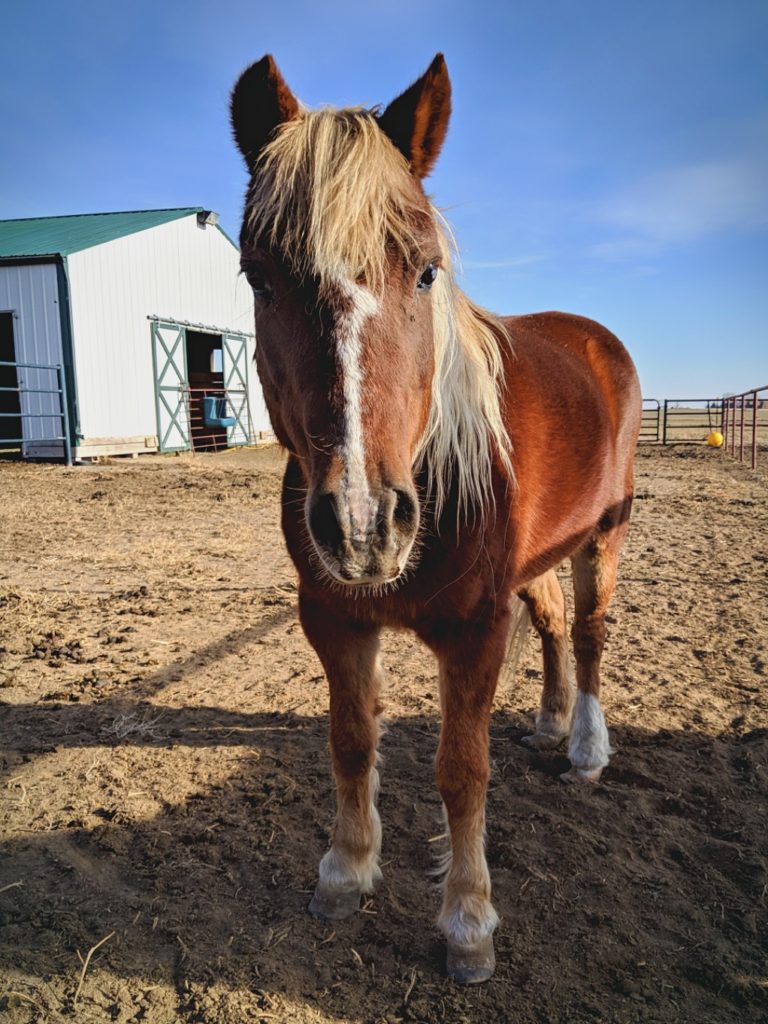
[[151, 321, 190, 452], [0, 359, 72, 463], [639, 399, 661, 442], [661, 399, 723, 444], [639, 398, 725, 445]]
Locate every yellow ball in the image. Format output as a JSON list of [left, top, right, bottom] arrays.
[[707, 431, 724, 447]]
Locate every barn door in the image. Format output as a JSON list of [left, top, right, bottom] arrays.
[[221, 333, 250, 446], [151, 321, 190, 451]]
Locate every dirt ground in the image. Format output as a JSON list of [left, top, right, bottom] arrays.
[[1, 444, 766, 1024]]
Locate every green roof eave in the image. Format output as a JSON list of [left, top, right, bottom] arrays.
[[0, 208, 204, 258]]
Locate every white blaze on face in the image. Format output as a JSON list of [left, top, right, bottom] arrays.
[[333, 276, 380, 539]]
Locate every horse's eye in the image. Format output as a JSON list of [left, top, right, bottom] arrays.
[[417, 263, 438, 291], [243, 265, 273, 302]]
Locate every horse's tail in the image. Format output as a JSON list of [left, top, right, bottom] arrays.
[[505, 595, 531, 680]]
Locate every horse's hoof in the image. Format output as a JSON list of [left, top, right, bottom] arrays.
[[308, 885, 361, 921], [522, 731, 567, 751], [446, 937, 495, 985], [560, 765, 603, 784]]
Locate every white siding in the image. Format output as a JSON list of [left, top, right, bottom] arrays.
[[0, 262, 65, 447], [66, 215, 268, 445]]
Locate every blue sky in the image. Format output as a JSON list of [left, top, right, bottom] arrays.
[[1, 0, 765, 397]]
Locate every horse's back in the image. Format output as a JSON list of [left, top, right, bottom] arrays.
[[504, 310, 640, 454], [507, 310, 639, 415], [501, 311, 641, 582]]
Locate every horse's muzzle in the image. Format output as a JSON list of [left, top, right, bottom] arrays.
[[307, 483, 419, 586]]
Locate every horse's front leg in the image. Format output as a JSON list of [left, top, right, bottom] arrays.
[[423, 612, 510, 985], [300, 592, 383, 920]]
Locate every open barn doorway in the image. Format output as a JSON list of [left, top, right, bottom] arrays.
[[151, 320, 252, 454], [185, 330, 229, 451]]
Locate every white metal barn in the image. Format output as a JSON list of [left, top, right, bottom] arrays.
[[0, 208, 270, 461]]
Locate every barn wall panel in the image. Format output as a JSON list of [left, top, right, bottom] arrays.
[[66, 215, 268, 443]]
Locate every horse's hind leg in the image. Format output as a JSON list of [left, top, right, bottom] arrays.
[[300, 593, 383, 920], [564, 523, 627, 784], [519, 570, 574, 750]]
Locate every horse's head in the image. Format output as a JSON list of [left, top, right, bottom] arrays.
[[231, 55, 452, 586]]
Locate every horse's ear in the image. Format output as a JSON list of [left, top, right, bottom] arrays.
[[378, 54, 451, 179], [231, 55, 300, 171]]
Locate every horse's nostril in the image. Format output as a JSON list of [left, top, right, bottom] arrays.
[[392, 488, 417, 533], [309, 492, 344, 551]]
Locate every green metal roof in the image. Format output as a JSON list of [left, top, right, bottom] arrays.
[[0, 208, 205, 258]]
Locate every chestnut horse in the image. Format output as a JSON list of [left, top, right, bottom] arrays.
[[231, 54, 641, 983]]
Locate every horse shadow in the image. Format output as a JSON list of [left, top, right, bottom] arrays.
[[1, 654, 767, 1021]]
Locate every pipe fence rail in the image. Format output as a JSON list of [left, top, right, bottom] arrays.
[[0, 360, 72, 465], [721, 385, 768, 471], [639, 386, 768, 471]]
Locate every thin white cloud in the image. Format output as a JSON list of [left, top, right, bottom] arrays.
[[589, 155, 768, 260], [461, 254, 548, 270], [587, 238, 661, 260]]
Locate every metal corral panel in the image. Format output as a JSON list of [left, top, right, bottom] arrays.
[[65, 214, 268, 448], [0, 262, 65, 449]]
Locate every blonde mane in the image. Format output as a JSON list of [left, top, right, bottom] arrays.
[[417, 225, 514, 520], [246, 107, 513, 521]]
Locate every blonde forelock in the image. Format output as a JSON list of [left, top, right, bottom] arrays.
[[246, 107, 427, 293]]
